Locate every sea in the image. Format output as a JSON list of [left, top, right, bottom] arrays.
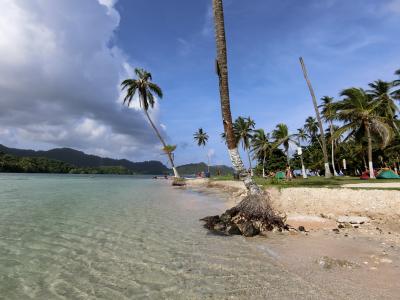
[[0, 173, 327, 299]]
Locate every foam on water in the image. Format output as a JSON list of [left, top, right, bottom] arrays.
[[0, 174, 329, 299]]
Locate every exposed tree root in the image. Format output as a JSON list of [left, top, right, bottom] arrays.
[[201, 192, 287, 237]]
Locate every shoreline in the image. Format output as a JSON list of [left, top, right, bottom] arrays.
[[185, 178, 400, 298]]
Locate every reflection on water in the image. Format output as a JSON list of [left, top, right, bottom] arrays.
[[0, 174, 328, 299]]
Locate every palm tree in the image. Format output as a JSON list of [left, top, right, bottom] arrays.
[[304, 116, 321, 147], [295, 128, 308, 179], [234, 116, 255, 174], [333, 88, 394, 179], [320, 96, 339, 176], [367, 80, 399, 133], [272, 123, 296, 164], [204, 0, 284, 235], [392, 69, 400, 100], [251, 129, 271, 178], [121, 68, 180, 178], [299, 57, 332, 178], [194, 128, 210, 173]]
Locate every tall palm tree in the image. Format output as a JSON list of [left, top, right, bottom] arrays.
[[234, 116, 255, 174], [320, 96, 339, 176], [212, 0, 263, 194], [334, 88, 394, 179], [272, 123, 296, 164], [295, 128, 308, 179], [367, 80, 399, 133], [194, 128, 210, 173], [121, 68, 180, 178], [251, 129, 271, 178], [299, 57, 332, 178]]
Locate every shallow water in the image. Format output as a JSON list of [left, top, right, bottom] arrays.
[[0, 174, 330, 299]]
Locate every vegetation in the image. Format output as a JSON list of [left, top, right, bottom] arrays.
[[0, 144, 169, 175], [121, 68, 180, 178], [0, 152, 133, 175]]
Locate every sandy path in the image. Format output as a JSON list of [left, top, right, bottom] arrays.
[[342, 182, 400, 188]]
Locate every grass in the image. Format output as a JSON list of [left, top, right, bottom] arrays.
[[211, 175, 400, 190]]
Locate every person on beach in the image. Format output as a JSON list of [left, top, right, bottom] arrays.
[[285, 164, 293, 181]]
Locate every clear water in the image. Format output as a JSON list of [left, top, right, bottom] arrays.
[[0, 174, 329, 299]]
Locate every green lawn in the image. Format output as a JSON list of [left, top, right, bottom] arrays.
[[211, 175, 400, 190]]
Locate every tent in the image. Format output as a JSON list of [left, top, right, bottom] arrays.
[[377, 170, 400, 179], [275, 171, 285, 180]]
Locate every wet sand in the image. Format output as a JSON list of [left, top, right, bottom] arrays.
[[186, 178, 400, 299]]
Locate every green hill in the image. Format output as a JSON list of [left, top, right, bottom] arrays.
[[0, 144, 169, 175], [176, 162, 233, 176]]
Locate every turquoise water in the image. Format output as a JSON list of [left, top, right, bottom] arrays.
[[0, 174, 327, 299]]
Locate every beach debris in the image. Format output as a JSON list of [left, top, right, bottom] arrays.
[[172, 177, 186, 187], [332, 228, 340, 234], [317, 256, 356, 270], [337, 216, 370, 225], [298, 226, 306, 232]]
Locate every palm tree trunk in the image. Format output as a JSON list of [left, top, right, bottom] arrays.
[[262, 152, 266, 178], [246, 147, 253, 176], [299, 57, 332, 178], [142, 108, 180, 178], [365, 122, 375, 179], [213, 0, 260, 195], [330, 122, 338, 176], [297, 139, 307, 179]]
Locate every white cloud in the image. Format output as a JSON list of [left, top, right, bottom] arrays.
[[0, 0, 163, 161]]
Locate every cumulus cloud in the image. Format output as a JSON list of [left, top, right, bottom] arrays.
[[0, 0, 163, 160]]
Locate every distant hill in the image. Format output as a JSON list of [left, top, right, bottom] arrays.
[[0, 144, 169, 175], [176, 162, 233, 176]]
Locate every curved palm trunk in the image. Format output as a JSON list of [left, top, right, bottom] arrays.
[[299, 57, 332, 178], [365, 122, 375, 179], [213, 0, 260, 195], [142, 108, 180, 178], [329, 122, 338, 176]]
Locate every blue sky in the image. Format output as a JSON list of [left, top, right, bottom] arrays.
[[0, 0, 399, 167]]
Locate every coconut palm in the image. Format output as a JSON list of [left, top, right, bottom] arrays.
[[367, 80, 399, 132], [202, 0, 284, 235], [320, 96, 339, 176], [121, 68, 180, 178], [234, 116, 255, 174], [392, 69, 400, 100], [333, 88, 394, 179], [304, 117, 320, 146], [272, 123, 296, 164], [251, 129, 271, 178], [194, 128, 210, 173], [295, 128, 308, 179], [299, 57, 332, 178]]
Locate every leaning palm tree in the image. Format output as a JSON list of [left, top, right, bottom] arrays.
[[299, 57, 332, 178], [333, 88, 394, 179], [251, 129, 271, 178], [194, 128, 210, 173], [320, 96, 339, 176], [295, 128, 309, 179], [234, 116, 255, 175], [272, 123, 296, 164], [121, 68, 180, 178], [201, 0, 285, 236]]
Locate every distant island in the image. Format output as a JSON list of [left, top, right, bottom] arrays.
[[0, 144, 233, 176]]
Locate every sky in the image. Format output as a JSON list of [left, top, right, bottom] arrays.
[[0, 0, 400, 167]]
